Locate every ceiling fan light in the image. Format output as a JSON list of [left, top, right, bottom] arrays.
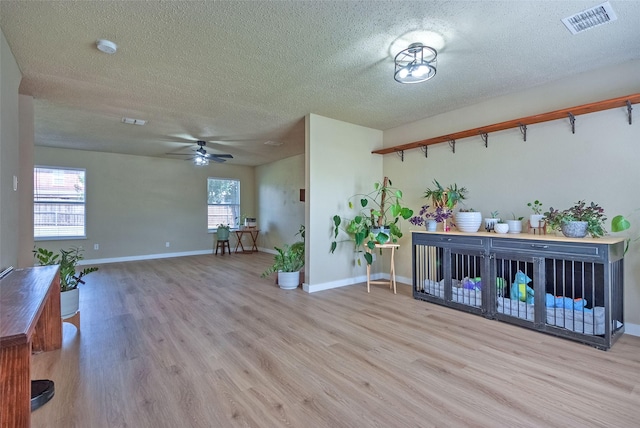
[[413, 64, 429, 77], [394, 42, 437, 84], [193, 156, 209, 166], [397, 67, 410, 79]]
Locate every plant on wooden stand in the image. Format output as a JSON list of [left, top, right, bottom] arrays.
[[330, 177, 413, 265], [420, 180, 468, 232], [33, 246, 99, 322], [33, 246, 99, 292], [527, 200, 545, 229]]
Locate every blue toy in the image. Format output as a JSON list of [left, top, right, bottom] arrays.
[[510, 270, 534, 304], [462, 277, 482, 291], [545, 293, 592, 312]]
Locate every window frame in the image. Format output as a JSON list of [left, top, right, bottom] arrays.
[[207, 177, 240, 231], [34, 165, 87, 241]]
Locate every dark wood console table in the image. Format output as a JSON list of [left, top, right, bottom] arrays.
[[0, 265, 62, 427]]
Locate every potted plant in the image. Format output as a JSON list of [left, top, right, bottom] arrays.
[[494, 220, 509, 234], [423, 180, 467, 211], [454, 208, 483, 233], [261, 243, 305, 289], [33, 246, 98, 320], [527, 200, 545, 229], [330, 177, 413, 265], [422, 180, 468, 231], [507, 213, 523, 234], [216, 224, 231, 241], [543, 200, 607, 238], [484, 210, 500, 232], [409, 205, 453, 231]]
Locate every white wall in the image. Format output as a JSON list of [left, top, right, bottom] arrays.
[[305, 113, 383, 292], [255, 154, 305, 250], [383, 60, 640, 325], [0, 28, 22, 270], [33, 147, 256, 262], [18, 94, 34, 267]]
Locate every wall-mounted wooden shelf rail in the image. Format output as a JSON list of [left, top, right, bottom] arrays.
[[373, 93, 639, 156]]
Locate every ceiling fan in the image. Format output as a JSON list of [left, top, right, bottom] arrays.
[[167, 140, 233, 164]]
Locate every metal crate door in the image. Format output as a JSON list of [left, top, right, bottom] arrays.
[[491, 253, 543, 328]]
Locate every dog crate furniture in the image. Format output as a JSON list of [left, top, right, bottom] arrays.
[[412, 231, 625, 350]]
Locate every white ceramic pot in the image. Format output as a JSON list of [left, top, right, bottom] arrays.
[[529, 214, 545, 229], [494, 223, 509, 234], [426, 220, 437, 232], [484, 218, 499, 232], [455, 211, 483, 233], [60, 288, 80, 319], [507, 219, 523, 234], [277, 271, 300, 289]]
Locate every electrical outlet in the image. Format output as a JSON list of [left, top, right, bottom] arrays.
[[166, 242, 170, 247], [94, 244, 99, 250]]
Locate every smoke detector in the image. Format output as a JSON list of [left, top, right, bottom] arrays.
[[562, 1, 617, 35], [96, 39, 117, 54]]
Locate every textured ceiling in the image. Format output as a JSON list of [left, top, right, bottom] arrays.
[[1, 1, 639, 166]]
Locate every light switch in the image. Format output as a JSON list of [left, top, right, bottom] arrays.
[[13, 175, 17, 191]]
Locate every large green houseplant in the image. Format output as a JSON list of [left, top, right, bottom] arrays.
[[330, 177, 413, 265], [423, 179, 467, 211], [33, 246, 99, 291], [33, 246, 99, 321], [262, 225, 305, 289]]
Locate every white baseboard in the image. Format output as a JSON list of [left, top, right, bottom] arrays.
[[302, 272, 408, 293], [624, 323, 640, 337]]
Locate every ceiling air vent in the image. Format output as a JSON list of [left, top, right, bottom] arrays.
[[121, 117, 147, 126], [562, 1, 617, 35]]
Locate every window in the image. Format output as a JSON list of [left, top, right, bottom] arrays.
[[207, 178, 240, 229], [34, 167, 86, 239]]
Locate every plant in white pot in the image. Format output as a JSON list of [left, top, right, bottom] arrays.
[[507, 213, 524, 234], [409, 205, 453, 232], [484, 210, 500, 232], [455, 208, 483, 233], [33, 246, 98, 323], [494, 220, 509, 234], [261, 241, 305, 290], [527, 200, 545, 230]]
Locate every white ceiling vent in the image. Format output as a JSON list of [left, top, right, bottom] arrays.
[[562, 1, 617, 35], [121, 117, 146, 126]]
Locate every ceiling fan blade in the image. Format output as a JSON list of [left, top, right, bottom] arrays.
[[211, 154, 233, 159], [202, 155, 226, 163]]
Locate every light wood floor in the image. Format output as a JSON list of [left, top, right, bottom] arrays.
[[31, 253, 640, 427]]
